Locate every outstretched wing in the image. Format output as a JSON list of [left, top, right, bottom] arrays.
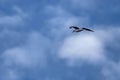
[[69, 26, 80, 29], [82, 28, 94, 32]]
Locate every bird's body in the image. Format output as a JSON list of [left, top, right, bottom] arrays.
[[69, 26, 94, 32]]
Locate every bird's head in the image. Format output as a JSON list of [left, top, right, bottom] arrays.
[[69, 26, 74, 29], [70, 25, 77, 28], [72, 30, 76, 33]]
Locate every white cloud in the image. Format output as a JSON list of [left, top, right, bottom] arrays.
[[2, 32, 50, 68], [45, 5, 120, 69], [0, 6, 27, 27], [57, 26, 120, 78], [45, 5, 107, 66], [58, 33, 106, 65], [58, 26, 120, 66], [1, 3, 120, 80]]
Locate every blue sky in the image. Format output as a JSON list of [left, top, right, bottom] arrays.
[[0, 0, 120, 80]]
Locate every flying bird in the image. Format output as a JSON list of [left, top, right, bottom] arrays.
[[69, 26, 94, 32]]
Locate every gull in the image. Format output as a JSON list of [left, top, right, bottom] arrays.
[[69, 26, 94, 32]]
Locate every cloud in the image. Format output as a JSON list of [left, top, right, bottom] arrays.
[[70, 0, 99, 11], [45, 5, 108, 66], [5, 70, 20, 80], [0, 28, 24, 51], [0, 68, 21, 80], [57, 26, 120, 79], [2, 32, 50, 68], [45, 5, 90, 26], [58, 32, 106, 65], [63, 0, 120, 26], [0, 1, 120, 80], [102, 61, 120, 80], [99, 27, 120, 80], [0, 15, 23, 26], [0, 6, 27, 27], [58, 26, 120, 66], [45, 5, 90, 40]]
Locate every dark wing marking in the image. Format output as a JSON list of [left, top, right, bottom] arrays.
[[82, 28, 94, 32], [69, 26, 80, 29]]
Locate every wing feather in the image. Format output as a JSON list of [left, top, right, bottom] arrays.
[[69, 26, 80, 29], [82, 28, 94, 32]]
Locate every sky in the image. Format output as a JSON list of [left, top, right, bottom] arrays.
[[0, 0, 120, 80]]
